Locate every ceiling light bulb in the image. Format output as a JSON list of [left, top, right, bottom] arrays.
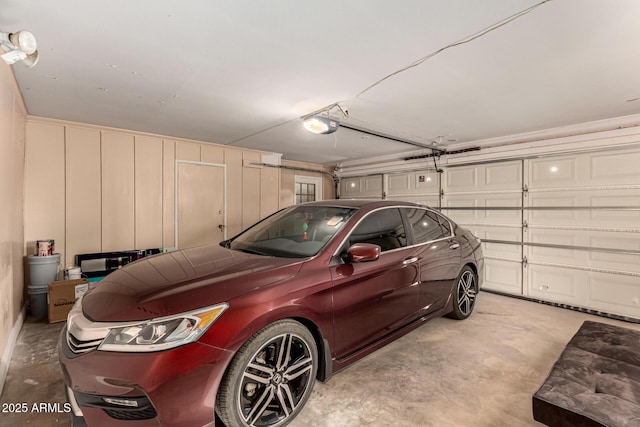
[[0, 30, 37, 54], [13, 30, 37, 54], [303, 115, 339, 135]]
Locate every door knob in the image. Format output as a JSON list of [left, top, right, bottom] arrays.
[[218, 224, 227, 231], [449, 242, 460, 250]]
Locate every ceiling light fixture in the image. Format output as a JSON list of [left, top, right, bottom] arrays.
[[0, 30, 39, 68], [303, 115, 339, 135], [302, 103, 348, 135]]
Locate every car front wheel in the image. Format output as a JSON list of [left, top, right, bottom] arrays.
[[216, 320, 318, 427], [447, 266, 478, 320]]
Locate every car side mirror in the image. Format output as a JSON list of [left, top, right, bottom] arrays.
[[345, 243, 381, 263]]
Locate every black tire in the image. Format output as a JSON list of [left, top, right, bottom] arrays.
[[446, 266, 478, 320], [216, 320, 318, 427]]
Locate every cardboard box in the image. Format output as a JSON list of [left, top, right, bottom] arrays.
[[48, 279, 89, 323]]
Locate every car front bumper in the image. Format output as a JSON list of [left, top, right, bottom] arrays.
[[58, 326, 235, 427]]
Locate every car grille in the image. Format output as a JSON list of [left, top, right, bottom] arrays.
[[104, 407, 158, 421], [66, 330, 103, 355]]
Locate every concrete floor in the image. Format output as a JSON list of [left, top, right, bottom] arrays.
[[2, 292, 639, 427]]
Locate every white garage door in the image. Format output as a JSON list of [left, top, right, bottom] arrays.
[[339, 147, 640, 320], [525, 149, 640, 319], [442, 161, 524, 296]]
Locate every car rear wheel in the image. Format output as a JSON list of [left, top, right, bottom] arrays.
[[216, 320, 317, 427], [447, 266, 478, 320]]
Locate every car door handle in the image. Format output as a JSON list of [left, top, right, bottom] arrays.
[[403, 257, 418, 265], [449, 242, 460, 250]]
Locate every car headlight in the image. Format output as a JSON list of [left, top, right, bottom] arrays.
[[98, 303, 228, 352]]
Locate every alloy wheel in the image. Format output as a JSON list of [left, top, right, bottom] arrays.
[[457, 270, 477, 316], [237, 333, 314, 426]]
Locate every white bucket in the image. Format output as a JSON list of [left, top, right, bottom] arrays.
[[28, 254, 61, 286]]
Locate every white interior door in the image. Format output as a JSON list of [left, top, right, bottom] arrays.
[[176, 161, 226, 249]]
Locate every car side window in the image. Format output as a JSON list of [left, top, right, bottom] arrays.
[[348, 208, 407, 252], [405, 208, 451, 244]]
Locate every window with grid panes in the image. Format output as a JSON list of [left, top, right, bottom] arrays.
[[295, 182, 316, 204]]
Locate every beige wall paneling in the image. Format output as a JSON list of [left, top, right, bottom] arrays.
[[280, 168, 295, 209], [0, 62, 26, 396], [135, 136, 163, 249], [23, 117, 332, 255], [9, 101, 25, 313], [322, 172, 335, 200], [162, 140, 176, 249], [202, 145, 224, 164], [224, 149, 243, 237], [176, 162, 225, 248], [261, 167, 279, 218], [176, 141, 201, 162], [65, 127, 101, 267], [24, 122, 66, 263], [101, 132, 135, 251], [242, 152, 262, 229]]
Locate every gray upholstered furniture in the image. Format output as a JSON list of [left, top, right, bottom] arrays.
[[533, 320, 640, 426]]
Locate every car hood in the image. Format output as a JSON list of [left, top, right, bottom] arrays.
[[81, 244, 303, 322]]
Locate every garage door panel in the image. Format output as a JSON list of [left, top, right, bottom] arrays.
[[485, 195, 521, 221], [446, 167, 477, 192], [530, 158, 576, 187], [482, 259, 522, 294], [414, 172, 439, 192], [587, 234, 640, 274], [589, 192, 640, 224], [386, 171, 439, 196], [590, 150, 640, 184], [486, 162, 522, 188], [446, 161, 521, 192], [529, 190, 640, 227], [528, 229, 579, 265], [484, 242, 520, 260], [386, 195, 440, 207], [442, 197, 478, 223], [341, 175, 383, 198], [467, 225, 521, 243], [588, 273, 640, 318], [528, 229, 640, 273], [462, 226, 520, 259], [529, 148, 640, 189], [528, 265, 639, 318], [528, 266, 586, 304], [444, 194, 521, 224], [387, 174, 411, 194]]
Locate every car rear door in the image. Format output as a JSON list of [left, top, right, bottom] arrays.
[[404, 208, 461, 316], [330, 207, 420, 358]]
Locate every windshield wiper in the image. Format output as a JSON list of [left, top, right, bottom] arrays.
[[235, 248, 271, 256]]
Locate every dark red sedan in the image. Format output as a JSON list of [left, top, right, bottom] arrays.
[[59, 200, 483, 427]]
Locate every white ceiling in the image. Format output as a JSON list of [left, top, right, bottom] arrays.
[[2, 0, 640, 164]]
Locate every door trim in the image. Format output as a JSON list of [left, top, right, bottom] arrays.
[[174, 160, 227, 248]]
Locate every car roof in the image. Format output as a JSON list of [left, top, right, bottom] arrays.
[[299, 199, 425, 209]]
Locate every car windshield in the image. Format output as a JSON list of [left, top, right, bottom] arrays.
[[229, 205, 357, 258]]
